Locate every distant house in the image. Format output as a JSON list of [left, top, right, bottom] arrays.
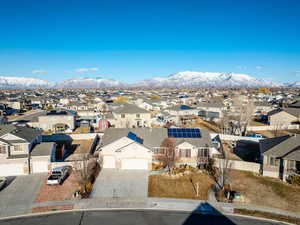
[[0, 124, 42, 159], [259, 134, 300, 181], [108, 103, 152, 128], [197, 101, 225, 122], [38, 110, 75, 133], [0, 124, 44, 176], [267, 108, 300, 126], [97, 128, 221, 170], [166, 105, 198, 117]]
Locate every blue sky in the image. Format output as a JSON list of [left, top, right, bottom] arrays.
[[0, 0, 299, 83]]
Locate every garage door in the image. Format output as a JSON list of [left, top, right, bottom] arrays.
[[103, 156, 116, 168], [32, 160, 49, 173], [121, 159, 148, 170], [0, 163, 24, 176]]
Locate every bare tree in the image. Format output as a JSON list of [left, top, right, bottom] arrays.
[[232, 96, 256, 136], [273, 122, 284, 137], [159, 138, 178, 173], [73, 154, 100, 197], [205, 153, 231, 189]]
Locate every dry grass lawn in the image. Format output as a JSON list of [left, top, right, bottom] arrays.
[[230, 170, 300, 213], [256, 129, 300, 138], [149, 172, 214, 200]]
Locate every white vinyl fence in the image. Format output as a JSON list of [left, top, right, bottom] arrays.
[[247, 124, 299, 131], [210, 133, 262, 142], [214, 158, 260, 173]]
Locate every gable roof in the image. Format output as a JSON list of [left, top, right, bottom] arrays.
[[0, 124, 41, 143], [267, 108, 300, 118], [260, 134, 300, 161], [101, 128, 213, 149], [114, 103, 150, 114]]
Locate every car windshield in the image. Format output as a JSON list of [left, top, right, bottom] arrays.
[[51, 171, 62, 175]]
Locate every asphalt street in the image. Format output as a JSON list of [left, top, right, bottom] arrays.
[[0, 210, 287, 225]]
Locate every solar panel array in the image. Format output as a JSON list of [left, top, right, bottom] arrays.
[[168, 128, 201, 138], [127, 132, 144, 144], [180, 105, 192, 110]]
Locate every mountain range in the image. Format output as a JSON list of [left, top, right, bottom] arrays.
[[0, 71, 292, 89]]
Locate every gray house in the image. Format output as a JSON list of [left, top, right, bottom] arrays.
[[259, 134, 300, 181]]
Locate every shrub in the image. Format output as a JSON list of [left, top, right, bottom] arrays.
[[286, 175, 300, 186]]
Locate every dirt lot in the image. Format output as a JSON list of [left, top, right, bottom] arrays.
[[35, 172, 79, 203], [148, 171, 214, 200], [257, 129, 300, 138], [180, 118, 221, 133], [229, 170, 300, 213], [222, 141, 242, 161]]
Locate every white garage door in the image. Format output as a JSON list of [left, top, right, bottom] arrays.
[[0, 163, 24, 176], [32, 160, 49, 173], [103, 156, 116, 168], [121, 159, 148, 170]]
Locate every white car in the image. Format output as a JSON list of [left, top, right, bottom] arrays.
[[47, 166, 72, 185], [0, 177, 7, 190]]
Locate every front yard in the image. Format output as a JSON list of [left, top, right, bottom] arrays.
[[148, 171, 214, 200], [230, 170, 300, 213]]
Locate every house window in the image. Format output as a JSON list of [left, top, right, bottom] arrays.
[[269, 156, 279, 166], [179, 149, 191, 158], [14, 145, 22, 151], [185, 149, 191, 157], [153, 147, 165, 154], [198, 148, 209, 157], [121, 114, 125, 118], [287, 160, 296, 170], [0, 145, 6, 154], [136, 114, 140, 118]]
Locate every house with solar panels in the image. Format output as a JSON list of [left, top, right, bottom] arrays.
[[97, 127, 221, 170]]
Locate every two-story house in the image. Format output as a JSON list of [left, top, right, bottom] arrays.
[[109, 103, 152, 128]]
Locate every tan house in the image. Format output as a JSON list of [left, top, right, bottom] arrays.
[[109, 103, 152, 128], [38, 110, 75, 133], [96, 128, 221, 170]]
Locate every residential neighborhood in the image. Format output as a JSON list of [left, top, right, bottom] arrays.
[[1, 0, 300, 224], [0, 87, 299, 224]]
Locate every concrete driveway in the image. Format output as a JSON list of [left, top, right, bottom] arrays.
[[91, 169, 149, 198], [0, 173, 46, 217]]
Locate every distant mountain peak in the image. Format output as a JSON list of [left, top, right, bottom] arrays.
[[0, 72, 284, 89], [134, 71, 280, 88]]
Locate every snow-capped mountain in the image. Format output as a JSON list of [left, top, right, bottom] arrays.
[[56, 77, 125, 88], [134, 71, 280, 88], [0, 72, 282, 89], [0, 76, 53, 89], [285, 81, 300, 87]]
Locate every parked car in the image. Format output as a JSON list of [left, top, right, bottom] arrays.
[[47, 166, 72, 185], [0, 177, 7, 190]]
